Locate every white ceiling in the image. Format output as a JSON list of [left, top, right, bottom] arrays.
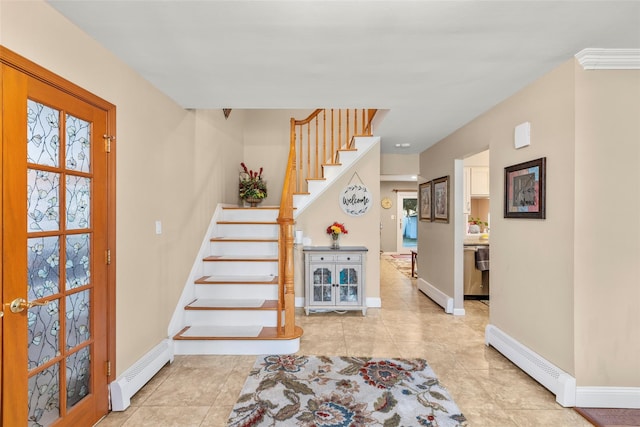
[[48, 1, 640, 154]]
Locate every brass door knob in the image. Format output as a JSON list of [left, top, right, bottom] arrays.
[[8, 298, 49, 313]]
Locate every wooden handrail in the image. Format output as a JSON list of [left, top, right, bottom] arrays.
[[275, 109, 376, 338]]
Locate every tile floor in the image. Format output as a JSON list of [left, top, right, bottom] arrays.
[[96, 256, 591, 426]]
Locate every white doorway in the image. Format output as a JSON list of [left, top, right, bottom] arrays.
[[396, 191, 417, 253]]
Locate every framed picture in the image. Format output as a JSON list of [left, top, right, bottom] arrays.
[[504, 157, 546, 219], [419, 181, 432, 221], [432, 176, 449, 223]]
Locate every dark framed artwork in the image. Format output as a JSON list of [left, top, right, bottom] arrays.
[[419, 181, 432, 221], [504, 157, 546, 219], [432, 176, 449, 223]]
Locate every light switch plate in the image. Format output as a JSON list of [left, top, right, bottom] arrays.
[[155, 220, 162, 235]]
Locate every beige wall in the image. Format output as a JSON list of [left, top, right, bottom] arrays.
[[242, 109, 314, 206], [421, 58, 640, 387], [1, 1, 245, 375], [421, 60, 577, 373], [381, 153, 419, 175], [574, 65, 640, 386]]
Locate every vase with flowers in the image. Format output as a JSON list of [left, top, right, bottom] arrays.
[[239, 163, 267, 207], [467, 216, 488, 234], [326, 221, 348, 249]]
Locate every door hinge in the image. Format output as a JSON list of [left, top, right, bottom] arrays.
[[106, 361, 111, 377], [103, 134, 115, 153], [105, 249, 111, 265]]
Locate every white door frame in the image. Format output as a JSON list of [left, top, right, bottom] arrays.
[[396, 191, 417, 253]]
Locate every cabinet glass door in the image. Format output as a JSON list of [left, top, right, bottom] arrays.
[[311, 267, 333, 304], [337, 265, 359, 305]]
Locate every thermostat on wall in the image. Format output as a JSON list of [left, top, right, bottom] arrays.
[[514, 122, 531, 149]]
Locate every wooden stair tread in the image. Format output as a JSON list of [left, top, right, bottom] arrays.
[[222, 206, 279, 210], [210, 237, 277, 242], [195, 275, 278, 284], [173, 325, 303, 341], [203, 255, 277, 262], [186, 298, 278, 310], [216, 220, 277, 225]]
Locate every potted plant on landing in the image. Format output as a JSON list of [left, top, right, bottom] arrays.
[[239, 163, 267, 207]]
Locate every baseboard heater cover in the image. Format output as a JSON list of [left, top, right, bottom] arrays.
[[109, 339, 174, 411], [485, 324, 576, 407], [417, 278, 454, 313]]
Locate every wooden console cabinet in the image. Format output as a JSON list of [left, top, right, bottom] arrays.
[[303, 246, 367, 315]]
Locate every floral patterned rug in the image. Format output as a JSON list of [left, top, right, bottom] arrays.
[[382, 253, 414, 279], [227, 355, 467, 426]]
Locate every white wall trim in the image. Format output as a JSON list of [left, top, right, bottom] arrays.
[[485, 324, 576, 407], [576, 387, 640, 409], [575, 48, 640, 70], [109, 339, 173, 411], [366, 297, 382, 308], [453, 308, 466, 316], [417, 278, 454, 314]]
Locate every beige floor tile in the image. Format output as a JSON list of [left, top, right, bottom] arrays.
[[200, 404, 235, 426], [506, 408, 593, 426], [119, 406, 209, 427], [96, 255, 581, 426]]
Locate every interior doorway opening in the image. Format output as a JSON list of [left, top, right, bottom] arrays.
[[396, 191, 417, 252]]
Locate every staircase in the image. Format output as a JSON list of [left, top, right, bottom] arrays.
[[170, 108, 380, 356], [172, 206, 303, 355]]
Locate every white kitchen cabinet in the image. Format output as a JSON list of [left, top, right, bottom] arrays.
[[303, 246, 367, 315], [470, 167, 490, 197]]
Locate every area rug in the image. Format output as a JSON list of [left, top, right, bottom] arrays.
[[390, 253, 412, 259], [382, 254, 413, 279], [575, 407, 640, 426], [227, 355, 467, 426]]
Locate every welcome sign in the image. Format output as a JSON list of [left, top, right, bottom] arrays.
[[339, 184, 372, 216]]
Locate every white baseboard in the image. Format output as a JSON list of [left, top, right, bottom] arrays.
[[576, 386, 640, 409], [485, 324, 576, 407], [295, 297, 381, 309], [366, 297, 382, 308], [417, 278, 454, 313], [109, 339, 174, 411]]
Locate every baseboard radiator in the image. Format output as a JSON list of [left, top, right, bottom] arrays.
[[485, 324, 576, 407], [417, 278, 453, 313], [109, 339, 174, 411]]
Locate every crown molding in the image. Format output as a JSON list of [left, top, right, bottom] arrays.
[[575, 48, 640, 70]]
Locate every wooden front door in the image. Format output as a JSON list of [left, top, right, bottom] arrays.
[[1, 48, 116, 427]]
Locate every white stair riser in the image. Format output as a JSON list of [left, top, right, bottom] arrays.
[[215, 224, 278, 238], [173, 338, 300, 355], [307, 180, 325, 194], [203, 262, 278, 276], [322, 166, 340, 180], [195, 284, 279, 299], [209, 241, 278, 256], [185, 310, 279, 326], [337, 151, 357, 165], [222, 209, 278, 222]]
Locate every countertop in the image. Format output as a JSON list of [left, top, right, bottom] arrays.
[[464, 235, 490, 246]]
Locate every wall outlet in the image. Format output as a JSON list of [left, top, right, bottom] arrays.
[[155, 221, 162, 235]]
